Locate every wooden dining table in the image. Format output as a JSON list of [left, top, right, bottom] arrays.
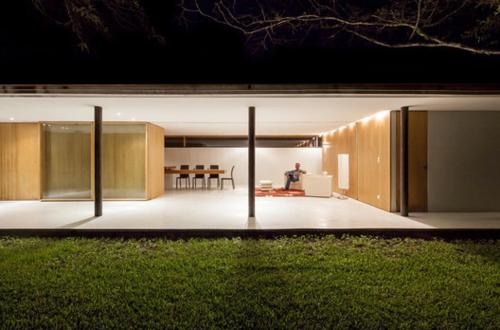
[[164, 167, 225, 175]]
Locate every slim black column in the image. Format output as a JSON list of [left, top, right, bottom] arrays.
[[94, 106, 103, 217], [400, 106, 409, 217], [248, 106, 256, 219]]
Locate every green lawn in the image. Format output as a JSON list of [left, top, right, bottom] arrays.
[[0, 236, 499, 329]]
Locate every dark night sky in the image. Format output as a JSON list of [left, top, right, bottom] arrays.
[[2, 0, 499, 84]]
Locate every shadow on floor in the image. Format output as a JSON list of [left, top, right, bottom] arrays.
[[59, 216, 99, 229]]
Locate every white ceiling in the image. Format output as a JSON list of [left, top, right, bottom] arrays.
[[0, 95, 499, 135]]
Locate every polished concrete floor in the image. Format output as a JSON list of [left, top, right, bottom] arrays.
[[1, 188, 499, 229]]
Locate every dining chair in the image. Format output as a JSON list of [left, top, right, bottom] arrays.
[[176, 165, 190, 189], [221, 165, 235, 190], [192, 165, 206, 189], [207, 165, 220, 189]]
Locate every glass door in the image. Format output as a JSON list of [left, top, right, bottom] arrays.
[[41, 123, 92, 200]]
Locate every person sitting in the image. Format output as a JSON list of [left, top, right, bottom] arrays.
[[284, 163, 306, 190]]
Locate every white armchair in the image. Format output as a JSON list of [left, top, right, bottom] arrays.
[[283, 174, 303, 190]]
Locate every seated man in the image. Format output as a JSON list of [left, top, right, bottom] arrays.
[[284, 162, 306, 190]]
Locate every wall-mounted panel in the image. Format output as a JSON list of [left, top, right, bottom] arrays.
[[357, 113, 391, 211], [103, 123, 146, 199], [0, 123, 41, 200], [42, 123, 92, 200]]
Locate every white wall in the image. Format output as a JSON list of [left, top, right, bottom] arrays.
[[165, 148, 322, 189], [256, 148, 322, 185], [428, 111, 500, 211]]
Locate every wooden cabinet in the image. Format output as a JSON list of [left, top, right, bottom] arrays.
[[103, 123, 146, 199], [102, 123, 165, 200], [146, 123, 166, 199]]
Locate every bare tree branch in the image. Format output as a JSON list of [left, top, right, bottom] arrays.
[[180, 0, 500, 55], [32, 0, 500, 55]]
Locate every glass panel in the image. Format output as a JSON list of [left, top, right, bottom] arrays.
[[166, 136, 322, 148], [257, 136, 321, 147], [165, 136, 183, 148], [103, 124, 146, 199], [187, 137, 247, 147], [42, 123, 92, 199]]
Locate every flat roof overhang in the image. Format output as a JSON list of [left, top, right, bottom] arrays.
[[2, 83, 500, 96]]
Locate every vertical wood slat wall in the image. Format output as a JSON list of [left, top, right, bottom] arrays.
[[146, 123, 166, 199], [0, 122, 165, 201], [357, 113, 392, 211], [322, 111, 428, 212], [321, 124, 358, 199], [0, 123, 41, 200]]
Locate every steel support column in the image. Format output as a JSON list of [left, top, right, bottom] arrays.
[[248, 106, 256, 219], [94, 106, 103, 217], [400, 106, 409, 217]]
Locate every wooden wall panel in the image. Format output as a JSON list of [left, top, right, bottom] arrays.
[[103, 124, 146, 199], [394, 111, 428, 212], [322, 133, 337, 191], [321, 144, 335, 182], [0, 123, 41, 200], [147, 123, 165, 199], [357, 113, 392, 211], [321, 111, 425, 213], [321, 124, 358, 199]]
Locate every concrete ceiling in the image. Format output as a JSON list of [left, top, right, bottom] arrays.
[[0, 95, 499, 135]]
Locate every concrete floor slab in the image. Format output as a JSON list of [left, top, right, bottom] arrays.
[[1, 188, 499, 230]]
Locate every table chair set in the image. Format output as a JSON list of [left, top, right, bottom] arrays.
[[174, 165, 235, 190]]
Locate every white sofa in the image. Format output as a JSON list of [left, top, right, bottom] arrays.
[[302, 174, 332, 197]]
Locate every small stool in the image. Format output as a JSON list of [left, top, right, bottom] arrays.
[[259, 180, 273, 191]]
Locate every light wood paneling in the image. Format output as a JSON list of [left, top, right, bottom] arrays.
[[42, 123, 92, 200], [322, 124, 358, 199], [0, 123, 41, 200], [394, 111, 428, 211], [103, 123, 146, 199], [357, 113, 392, 211], [147, 123, 165, 199], [321, 144, 336, 178]]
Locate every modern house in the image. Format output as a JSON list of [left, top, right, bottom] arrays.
[[1, 84, 499, 230]]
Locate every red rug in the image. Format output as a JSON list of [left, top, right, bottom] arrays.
[[256, 188, 305, 197]]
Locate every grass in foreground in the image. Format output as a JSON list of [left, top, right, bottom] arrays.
[[0, 236, 499, 329]]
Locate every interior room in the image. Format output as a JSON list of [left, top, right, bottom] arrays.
[[1, 94, 500, 230]]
